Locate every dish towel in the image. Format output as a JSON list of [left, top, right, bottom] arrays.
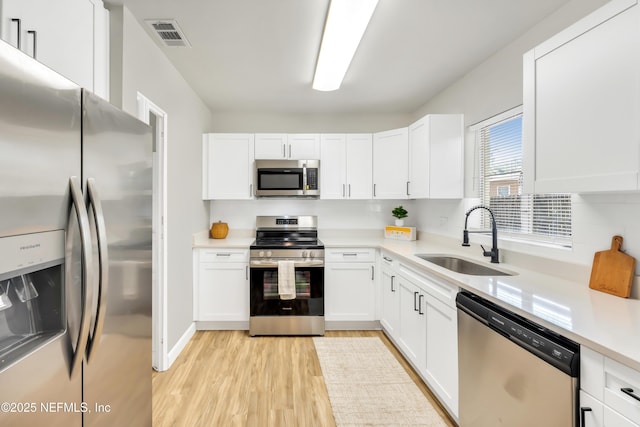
[[278, 260, 296, 300]]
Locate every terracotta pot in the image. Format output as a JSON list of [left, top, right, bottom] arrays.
[[210, 221, 229, 239]]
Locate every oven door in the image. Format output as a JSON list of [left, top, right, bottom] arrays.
[[250, 260, 324, 316]]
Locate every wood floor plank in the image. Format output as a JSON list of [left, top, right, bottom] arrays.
[[152, 330, 456, 427]]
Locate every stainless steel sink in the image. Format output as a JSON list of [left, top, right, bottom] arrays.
[[414, 254, 516, 276]]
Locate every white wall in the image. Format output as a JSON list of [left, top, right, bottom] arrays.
[[109, 6, 212, 350], [412, 0, 640, 277], [210, 112, 412, 133], [210, 199, 416, 232]]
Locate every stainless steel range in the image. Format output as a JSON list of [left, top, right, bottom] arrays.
[[249, 216, 325, 336]]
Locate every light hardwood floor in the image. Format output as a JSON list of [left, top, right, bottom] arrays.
[[152, 330, 457, 427]]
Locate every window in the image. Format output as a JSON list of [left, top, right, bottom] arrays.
[[476, 108, 572, 247]]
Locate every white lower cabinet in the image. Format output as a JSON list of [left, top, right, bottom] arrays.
[[380, 252, 400, 336], [397, 275, 426, 369], [580, 346, 640, 427], [325, 248, 376, 322], [383, 257, 459, 419], [194, 248, 249, 322]]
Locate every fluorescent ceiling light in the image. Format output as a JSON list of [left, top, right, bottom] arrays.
[[313, 0, 379, 91]]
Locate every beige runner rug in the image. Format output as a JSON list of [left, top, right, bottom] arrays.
[[313, 337, 448, 427]]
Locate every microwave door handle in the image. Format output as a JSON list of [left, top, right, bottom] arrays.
[[302, 164, 307, 193]]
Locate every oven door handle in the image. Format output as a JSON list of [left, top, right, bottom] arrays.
[[250, 259, 324, 268]]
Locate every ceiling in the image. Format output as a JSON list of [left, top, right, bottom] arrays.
[[108, 0, 572, 115]]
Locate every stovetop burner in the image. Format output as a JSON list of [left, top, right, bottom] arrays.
[[251, 215, 324, 257]]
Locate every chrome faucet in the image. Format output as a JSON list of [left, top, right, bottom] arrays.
[[462, 205, 499, 263]]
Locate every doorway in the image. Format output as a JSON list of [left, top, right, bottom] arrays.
[[137, 93, 168, 371]]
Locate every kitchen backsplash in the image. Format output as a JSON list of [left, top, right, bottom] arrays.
[[209, 194, 640, 277], [209, 199, 417, 231]]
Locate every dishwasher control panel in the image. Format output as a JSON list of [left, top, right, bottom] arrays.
[[488, 311, 577, 371]]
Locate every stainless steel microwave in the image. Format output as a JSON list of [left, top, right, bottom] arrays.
[[254, 159, 320, 198]]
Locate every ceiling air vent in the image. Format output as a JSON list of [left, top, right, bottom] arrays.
[[145, 19, 191, 48]]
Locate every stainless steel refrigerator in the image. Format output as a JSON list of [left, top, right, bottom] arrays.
[[0, 38, 152, 426]]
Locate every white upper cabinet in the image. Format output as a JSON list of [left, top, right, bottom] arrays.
[[0, 0, 109, 98], [320, 133, 372, 199], [254, 133, 320, 159], [408, 114, 464, 199], [523, 0, 640, 193], [373, 127, 409, 199], [202, 133, 254, 200], [288, 134, 320, 159], [254, 133, 287, 159]]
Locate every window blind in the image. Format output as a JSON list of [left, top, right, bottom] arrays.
[[478, 113, 572, 246]]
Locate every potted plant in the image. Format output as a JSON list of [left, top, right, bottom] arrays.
[[392, 205, 408, 226]]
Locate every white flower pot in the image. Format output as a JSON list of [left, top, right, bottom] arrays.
[[395, 219, 404, 226]]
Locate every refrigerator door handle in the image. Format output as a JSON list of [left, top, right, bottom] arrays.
[[68, 176, 94, 379], [86, 178, 109, 363]]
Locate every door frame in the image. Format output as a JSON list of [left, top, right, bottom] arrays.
[[137, 92, 169, 371]]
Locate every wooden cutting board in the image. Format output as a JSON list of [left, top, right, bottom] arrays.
[[589, 235, 636, 298]]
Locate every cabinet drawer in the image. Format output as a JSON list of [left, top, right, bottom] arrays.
[[604, 406, 640, 427], [325, 247, 376, 263], [582, 346, 605, 399], [580, 390, 604, 427], [199, 248, 248, 263], [398, 263, 458, 308], [604, 358, 640, 424]]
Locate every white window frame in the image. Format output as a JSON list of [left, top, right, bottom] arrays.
[[471, 106, 572, 248]]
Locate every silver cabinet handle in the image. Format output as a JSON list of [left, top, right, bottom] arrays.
[[246, 265, 249, 280], [348, 184, 351, 198], [282, 143, 286, 158], [27, 29, 37, 59], [413, 291, 419, 311], [390, 275, 395, 292], [383, 256, 392, 262], [86, 178, 109, 363], [342, 253, 358, 257], [68, 176, 94, 379], [216, 253, 231, 257], [373, 184, 376, 197], [342, 184, 345, 197], [250, 183, 253, 197], [406, 181, 410, 196], [371, 265, 375, 280], [11, 19, 21, 49], [418, 294, 424, 315], [288, 144, 292, 158]]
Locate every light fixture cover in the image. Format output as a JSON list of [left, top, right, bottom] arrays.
[[313, 0, 379, 91]]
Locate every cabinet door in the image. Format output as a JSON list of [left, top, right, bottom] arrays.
[[424, 294, 459, 416], [325, 262, 375, 321], [397, 277, 425, 371], [288, 134, 320, 159], [346, 134, 373, 199], [380, 263, 399, 337], [27, 0, 95, 90], [429, 114, 464, 198], [0, 0, 23, 49], [580, 391, 604, 427], [197, 262, 249, 321], [255, 133, 287, 159], [523, 0, 640, 193], [373, 127, 409, 199], [320, 134, 347, 199], [408, 116, 430, 198], [202, 133, 254, 199]]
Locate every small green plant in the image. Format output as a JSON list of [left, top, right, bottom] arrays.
[[392, 206, 408, 219]]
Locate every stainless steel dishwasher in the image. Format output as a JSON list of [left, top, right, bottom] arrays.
[[457, 291, 580, 427]]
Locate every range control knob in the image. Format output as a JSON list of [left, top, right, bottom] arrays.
[[259, 251, 265, 257], [266, 251, 272, 257], [309, 251, 315, 258], [302, 251, 308, 258]]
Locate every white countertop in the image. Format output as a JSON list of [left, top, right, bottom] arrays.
[[193, 229, 640, 371]]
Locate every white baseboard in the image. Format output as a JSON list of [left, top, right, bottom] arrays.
[[167, 322, 196, 369], [326, 320, 381, 330]]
